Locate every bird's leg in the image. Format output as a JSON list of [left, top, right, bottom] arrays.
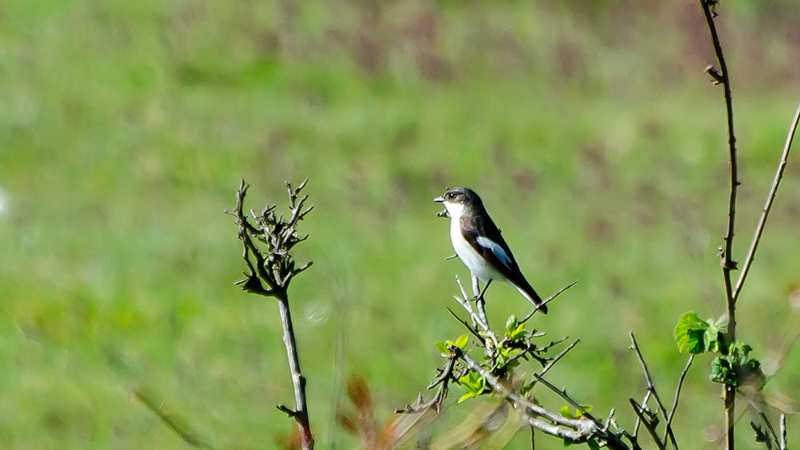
[[471, 274, 481, 300], [475, 280, 492, 333], [478, 280, 492, 301]]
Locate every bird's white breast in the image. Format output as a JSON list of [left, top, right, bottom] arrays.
[[445, 203, 502, 282]]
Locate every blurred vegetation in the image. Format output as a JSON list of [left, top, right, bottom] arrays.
[[1, 0, 800, 448]]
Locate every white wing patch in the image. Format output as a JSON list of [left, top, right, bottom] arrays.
[[476, 236, 514, 270]]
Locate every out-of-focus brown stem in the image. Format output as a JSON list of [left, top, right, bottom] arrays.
[[733, 100, 800, 302]]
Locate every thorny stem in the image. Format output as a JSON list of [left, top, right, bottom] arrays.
[[700, 1, 737, 447]]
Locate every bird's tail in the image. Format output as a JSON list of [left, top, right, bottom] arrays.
[[513, 281, 547, 314]]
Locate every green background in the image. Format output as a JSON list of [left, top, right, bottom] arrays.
[[2, 0, 800, 448]]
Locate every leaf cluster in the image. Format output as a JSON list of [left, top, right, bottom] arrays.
[[674, 312, 765, 389]]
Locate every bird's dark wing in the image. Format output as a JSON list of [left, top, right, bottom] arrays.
[[462, 213, 545, 309], [461, 213, 522, 279]]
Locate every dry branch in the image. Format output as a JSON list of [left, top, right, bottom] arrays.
[[226, 180, 315, 450]]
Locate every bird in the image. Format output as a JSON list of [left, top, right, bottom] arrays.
[[434, 187, 547, 314]]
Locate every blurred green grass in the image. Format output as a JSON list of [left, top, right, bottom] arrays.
[[1, 0, 800, 448]]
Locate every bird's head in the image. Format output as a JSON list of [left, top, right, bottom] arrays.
[[433, 187, 482, 219]]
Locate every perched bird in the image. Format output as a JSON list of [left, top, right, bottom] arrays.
[[434, 187, 546, 314]]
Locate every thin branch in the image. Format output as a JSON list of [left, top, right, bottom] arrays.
[[446, 307, 483, 343], [747, 399, 781, 450], [538, 339, 580, 375], [276, 294, 313, 448], [456, 353, 577, 429], [396, 352, 458, 414], [629, 399, 666, 450], [520, 279, 580, 324], [452, 275, 500, 354], [629, 333, 679, 449], [700, 1, 738, 447], [133, 389, 214, 450], [632, 390, 652, 439], [664, 355, 694, 443], [733, 99, 800, 301], [531, 374, 603, 429], [779, 415, 786, 450]]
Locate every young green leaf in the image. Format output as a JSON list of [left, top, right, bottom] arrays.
[[434, 341, 447, 355], [506, 315, 519, 332], [560, 405, 575, 419], [674, 312, 710, 354], [587, 439, 601, 450], [505, 322, 526, 340], [454, 334, 469, 349], [710, 356, 735, 385]]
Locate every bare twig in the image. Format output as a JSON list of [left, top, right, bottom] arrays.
[[780, 415, 786, 450], [629, 333, 679, 449], [630, 398, 666, 450], [134, 389, 214, 450], [733, 99, 800, 301], [632, 390, 652, 439], [747, 399, 782, 450], [446, 307, 483, 343], [665, 355, 694, 443], [520, 279, 580, 324], [453, 275, 500, 354], [699, 1, 738, 447], [227, 180, 315, 449], [396, 351, 459, 414], [532, 374, 603, 429], [538, 339, 580, 376]]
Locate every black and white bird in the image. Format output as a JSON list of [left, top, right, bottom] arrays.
[[434, 187, 546, 314]]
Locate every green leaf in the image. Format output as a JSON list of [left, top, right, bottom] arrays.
[[434, 341, 447, 355], [560, 405, 575, 419], [587, 439, 601, 450], [454, 334, 469, 349], [710, 356, 734, 385], [713, 315, 728, 330], [458, 393, 474, 403], [686, 327, 707, 354], [506, 315, 518, 332], [459, 375, 477, 391], [459, 372, 486, 396], [505, 322, 527, 340], [674, 312, 710, 354], [704, 316, 730, 354]]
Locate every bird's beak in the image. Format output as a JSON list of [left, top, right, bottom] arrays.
[[433, 196, 444, 203]]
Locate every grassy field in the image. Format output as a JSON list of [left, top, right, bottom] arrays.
[[2, 0, 800, 448]]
